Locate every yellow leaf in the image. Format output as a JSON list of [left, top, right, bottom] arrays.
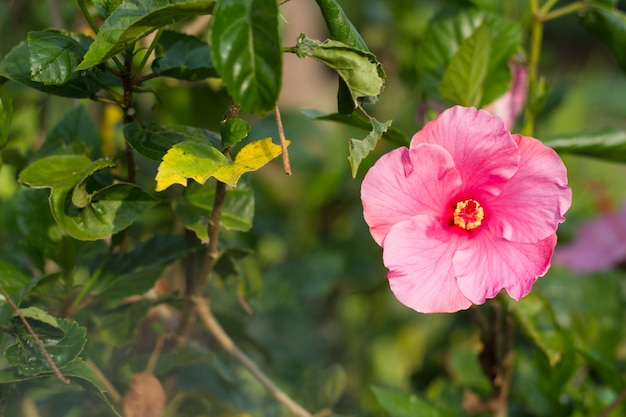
[[213, 137, 287, 187], [155, 141, 227, 192]]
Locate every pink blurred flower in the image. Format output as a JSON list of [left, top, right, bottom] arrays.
[[552, 202, 626, 273], [361, 106, 571, 313], [483, 62, 528, 130]]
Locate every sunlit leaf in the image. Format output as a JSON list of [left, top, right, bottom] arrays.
[[544, 130, 626, 162], [210, 0, 282, 114], [77, 0, 214, 70], [212, 137, 285, 187], [152, 30, 217, 81], [439, 24, 491, 107], [19, 154, 94, 189], [348, 118, 392, 178], [294, 35, 385, 108], [155, 141, 228, 191], [417, 9, 521, 105]]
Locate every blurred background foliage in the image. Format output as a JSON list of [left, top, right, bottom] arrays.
[[2, 0, 626, 416]]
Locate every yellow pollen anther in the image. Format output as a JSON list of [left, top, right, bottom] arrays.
[[453, 199, 485, 230]]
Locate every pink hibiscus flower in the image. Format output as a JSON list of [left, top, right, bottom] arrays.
[[552, 202, 626, 273], [361, 106, 571, 313]]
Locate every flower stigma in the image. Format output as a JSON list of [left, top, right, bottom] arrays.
[[453, 199, 484, 230]]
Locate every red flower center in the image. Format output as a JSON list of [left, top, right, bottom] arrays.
[[453, 199, 484, 230]]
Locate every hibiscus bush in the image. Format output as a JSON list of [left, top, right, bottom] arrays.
[[1, 0, 626, 416]]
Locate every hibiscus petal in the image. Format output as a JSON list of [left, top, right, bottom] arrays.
[[487, 134, 571, 243], [411, 106, 519, 197], [453, 230, 556, 304], [361, 144, 462, 245], [383, 215, 472, 313]]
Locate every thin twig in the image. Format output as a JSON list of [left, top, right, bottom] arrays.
[[86, 358, 122, 405], [145, 334, 165, 375], [0, 286, 70, 385], [194, 297, 313, 417], [274, 104, 292, 175]]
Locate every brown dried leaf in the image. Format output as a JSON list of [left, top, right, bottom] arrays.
[[123, 372, 166, 417]]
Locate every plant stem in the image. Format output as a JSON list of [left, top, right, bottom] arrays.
[[274, 104, 292, 175], [132, 29, 164, 83], [521, 0, 544, 137], [194, 297, 313, 417], [540, 1, 587, 22], [77, 0, 99, 34]]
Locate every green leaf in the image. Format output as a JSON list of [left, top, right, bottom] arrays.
[[40, 105, 104, 159], [543, 130, 626, 162], [93, 299, 153, 347], [152, 30, 217, 80], [6, 309, 86, 375], [293, 35, 385, 108], [62, 359, 122, 416], [348, 118, 392, 178], [314, 0, 368, 51], [417, 9, 521, 105], [71, 158, 117, 208], [92, 234, 200, 298], [124, 123, 221, 161], [313, 0, 369, 114], [221, 118, 250, 148], [50, 183, 157, 241], [577, 347, 626, 391], [19, 155, 94, 189], [210, 0, 282, 114], [0, 96, 12, 150], [0, 41, 101, 98], [156, 140, 229, 191], [175, 179, 255, 239], [27, 30, 87, 85], [156, 137, 284, 190], [581, 6, 626, 73], [508, 293, 566, 366], [93, 0, 124, 19], [0, 359, 120, 415], [439, 24, 491, 107], [301, 108, 409, 146], [77, 0, 214, 70], [0, 262, 35, 331], [371, 386, 451, 417]]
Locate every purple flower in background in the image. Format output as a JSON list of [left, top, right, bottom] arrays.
[[553, 201, 626, 273]]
